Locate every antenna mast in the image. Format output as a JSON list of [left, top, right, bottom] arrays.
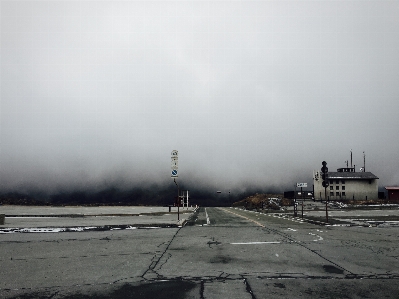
[[363, 151, 365, 172], [350, 149, 353, 168]]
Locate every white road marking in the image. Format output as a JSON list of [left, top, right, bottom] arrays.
[[205, 208, 210, 225], [219, 208, 265, 227], [230, 242, 281, 245], [6, 217, 57, 219], [309, 232, 323, 241]]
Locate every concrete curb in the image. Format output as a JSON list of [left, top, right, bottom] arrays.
[[0, 224, 181, 234]]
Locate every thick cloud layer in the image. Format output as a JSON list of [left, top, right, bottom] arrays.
[[1, 1, 399, 195]]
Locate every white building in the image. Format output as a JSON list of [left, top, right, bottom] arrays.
[[313, 167, 379, 201]]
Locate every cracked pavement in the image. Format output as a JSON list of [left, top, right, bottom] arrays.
[[1, 207, 399, 298]]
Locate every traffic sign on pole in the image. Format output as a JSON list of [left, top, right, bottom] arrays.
[[171, 150, 178, 177]]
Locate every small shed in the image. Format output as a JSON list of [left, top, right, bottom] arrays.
[[385, 187, 399, 201]]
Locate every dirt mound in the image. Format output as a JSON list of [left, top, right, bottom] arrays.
[[232, 193, 293, 210]]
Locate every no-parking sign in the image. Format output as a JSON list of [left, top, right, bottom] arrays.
[[171, 150, 178, 177]]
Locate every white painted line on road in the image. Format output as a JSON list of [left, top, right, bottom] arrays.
[[287, 228, 297, 231], [219, 208, 265, 227], [205, 208, 210, 225], [231, 242, 281, 245], [6, 217, 58, 219], [309, 232, 323, 241]]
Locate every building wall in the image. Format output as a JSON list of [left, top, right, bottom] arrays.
[[313, 178, 326, 200], [314, 177, 378, 201], [387, 190, 399, 201]]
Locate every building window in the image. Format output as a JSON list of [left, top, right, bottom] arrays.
[[336, 180, 340, 184], [342, 186, 345, 191], [330, 186, 333, 190], [336, 186, 339, 190], [336, 192, 340, 196], [342, 192, 346, 196], [330, 192, 334, 196], [329, 180, 334, 185], [341, 180, 345, 184]]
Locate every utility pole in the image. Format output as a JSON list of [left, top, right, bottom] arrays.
[[321, 161, 329, 223], [301, 186, 304, 219], [325, 186, 328, 223], [174, 179, 179, 221], [363, 151, 366, 172], [294, 184, 297, 217]]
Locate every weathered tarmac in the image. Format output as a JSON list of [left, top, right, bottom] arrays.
[[1, 204, 398, 298]]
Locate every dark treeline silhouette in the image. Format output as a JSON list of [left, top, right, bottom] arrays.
[[0, 184, 277, 207]]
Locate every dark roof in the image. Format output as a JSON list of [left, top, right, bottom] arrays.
[[327, 172, 379, 180]]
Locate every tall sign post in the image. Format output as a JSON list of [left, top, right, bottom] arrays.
[[171, 150, 179, 221], [321, 161, 329, 223]]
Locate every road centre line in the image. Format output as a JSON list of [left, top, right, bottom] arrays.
[[232, 208, 305, 224], [230, 241, 281, 245], [220, 208, 265, 227]]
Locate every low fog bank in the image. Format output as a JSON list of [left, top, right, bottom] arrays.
[[0, 181, 280, 207], [0, 159, 302, 206], [0, 148, 394, 205]]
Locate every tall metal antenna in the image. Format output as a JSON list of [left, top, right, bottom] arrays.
[[363, 151, 365, 172], [350, 149, 353, 168]]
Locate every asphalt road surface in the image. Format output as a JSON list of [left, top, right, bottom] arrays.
[[1, 207, 398, 298]]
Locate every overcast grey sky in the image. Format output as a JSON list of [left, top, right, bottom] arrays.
[[1, 1, 399, 194]]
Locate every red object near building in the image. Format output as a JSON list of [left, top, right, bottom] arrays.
[[385, 187, 399, 201]]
